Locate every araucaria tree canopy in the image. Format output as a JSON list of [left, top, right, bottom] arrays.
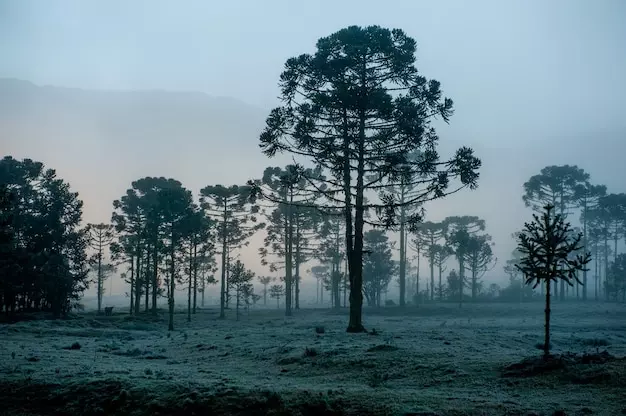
[[258, 25, 481, 332]]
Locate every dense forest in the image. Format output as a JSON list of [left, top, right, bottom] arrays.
[[1, 26, 625, 333]]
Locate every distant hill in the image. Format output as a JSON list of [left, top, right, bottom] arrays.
[[0, 78, 279, 224]]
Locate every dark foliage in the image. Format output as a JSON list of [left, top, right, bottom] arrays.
[[0, 156, 89, 318]]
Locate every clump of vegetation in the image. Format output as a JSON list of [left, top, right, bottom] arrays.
[[581, 338, 610, 348], [367, 344, 398, 352], [303, 347, 318, 357], [367, 371, 390, 388], [535, 342, 553, 351]]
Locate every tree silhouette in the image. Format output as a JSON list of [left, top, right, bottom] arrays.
[[573, 182, 606, 300], [158, 181, 195, 331], [259, 25, 480, 332], [412, 221, 446, 301], [444, 216, 486, 307], [316, 211, 346, 309], [200, 184, 263, 319], [463, 234, 497, 300], [86, 223, 115, 314], [269, 284, 285, 308], [257, 276, 273, 305], [607, 254, 626, 301], [0, 156, 89, 317], [362, 230, 396, 307], [256, 165, 321, 314], [228, 260, 255, 320], [432, 243, 454, 300], [515, 204, 591, 359]]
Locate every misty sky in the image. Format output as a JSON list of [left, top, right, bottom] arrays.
[[1, 0, 626, 298]]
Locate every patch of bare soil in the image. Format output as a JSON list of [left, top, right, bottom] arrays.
[[0, 379, 390, 416]]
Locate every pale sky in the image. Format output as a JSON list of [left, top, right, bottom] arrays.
[[1, 0, 625, 300]]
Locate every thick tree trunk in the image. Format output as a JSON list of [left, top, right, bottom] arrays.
[[347, 98, 366, 333]]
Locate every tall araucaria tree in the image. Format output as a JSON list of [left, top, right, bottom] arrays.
[[316, 210, 346, 310], [411, 221, 446, 301], [86, 223, 115, 314], [256, 165, 322, 315], [515, 204, 591, 359], [573, 182, 606, 300], [157, 181, 195, 331], [200, 185, 264, 319], [385, 151, 425, 307], [444, 216, 486, 307], [362, 229, 396, 307], [258, 25, 480, 332], [463, 233, 497, 300]]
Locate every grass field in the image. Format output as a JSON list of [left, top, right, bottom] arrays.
[[0, 302, 624, 415]]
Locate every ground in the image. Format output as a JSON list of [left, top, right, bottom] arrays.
[[0, 302, 624, 416]]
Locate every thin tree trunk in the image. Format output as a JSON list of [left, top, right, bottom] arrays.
[[219, 203, 227, 319], [187, 242, 192, 323], [399, 187, 406, 307], [582, 201, 588, 301], [144, 251, 149, 312], [129, 254, 135, 315], [544, 279, 552, 359], [134, 246, 142, 315], [152, 238, 158, 313], [201, 268, 206, 307], [295, 212, 300, 310], [168, 230, 176, 331], [236, 288, 240, 321], [97, 243, 103, 314], [459, 259, 465, 308], [193, 243, 197, 314], [284, 189, 293, 316]]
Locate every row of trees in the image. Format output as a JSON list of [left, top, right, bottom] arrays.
[[4, 26, 623, 335], [503, 164, 626, 303]]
